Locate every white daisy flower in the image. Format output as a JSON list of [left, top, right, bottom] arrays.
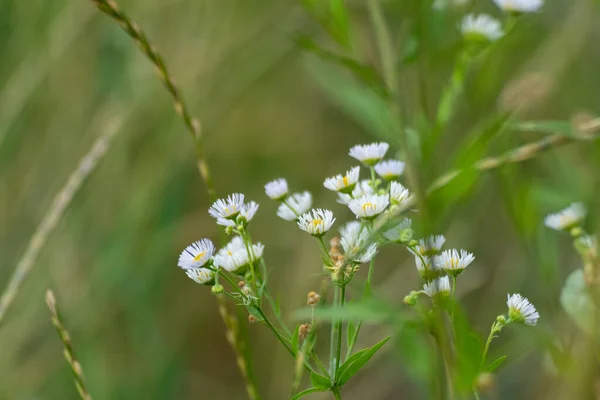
[[383, 218, 412, 242], [461, 14, 503, 42], [435, 249, 475, 275], [349, 142, 390, 166], [544, 202, 586, 231], [277, 191, 312, 221], [374, 160, 405, 180], [507, 293, 540, 326], [297, 209, 336, 236], [493, 0, 543, 13], [214, 236, 264, 274], [216, 201, 260, 227], [185, 267, 215, 285], [337, 180, 374, 205], [390, 181, 411, 205], [340, 221, 378, 263], [178, 239, 215, 270], [423, 276, 451, 297], [410, 235, 446, 257], [415, 255, 436, 272], [348, 194, 390, 219], [209, 193, 245, 220], [265, 179, 288, 200], [323, 166, 360, 194]]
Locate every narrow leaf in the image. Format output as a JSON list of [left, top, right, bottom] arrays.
[[292, 387, 327, 400], [336, 336, 391, 386], [291, 324, 301, 357], [310, 372, 332, 389], [486, 355, 508, 372], [346, 321, 356, 349], [510, 120, 576, 137]]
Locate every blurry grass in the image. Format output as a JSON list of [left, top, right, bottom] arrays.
[[1, 0, 600, 399]]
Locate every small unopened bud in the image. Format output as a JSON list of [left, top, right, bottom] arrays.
[[225, 225, 234, 235], [404, 291, 419, 306], [475, 372, 496, 393], [307, 291, 321, 306], [238, 281, 247, 289], [496, 315, 507, 325], [211, 284, 224, 294], [299, 323, 311, 339], [399, 228, 414, 243], [248, 314, 257, 323], [407, 239, 418, 248], [329, 236, 342, 258], [570, 226, 584, 239]]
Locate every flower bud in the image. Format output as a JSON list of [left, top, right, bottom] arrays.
[[299, 323, 311, 339], [248, 314, 257, 323], [404, 291, 418, 306], [475, 372, 495, 393], [211, 284, 224, 294], [307, 291, 321, 306]]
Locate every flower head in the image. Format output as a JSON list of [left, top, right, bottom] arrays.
[[178, 239, 215, 270], [297, 209, 336, 236], [423, 276, 451, 297], [349, 142, 389, 166], [435, 249, 475, 275], [415, 255, 436, 272], [493, 0, 543, 13], [374, 160, 405, 181], [209, 193, 245, 220], [348, 194, 390, 219], [185, 268, 215, 285], [337, 180, 374, 205], [390, 181, 411, 205], [340, 221, 378, 263], [324, 166, 360, 194], [217, 201, 259, 227], [214, 236, 264, 274], [265, 179, 288, 200], [461, 14, 503, 42], [277, 191, 312, 221], [507, 293, 540, 326], [383, 218, 412, 242], [544, 202, 586, 232], [410, 235, 446, 257]]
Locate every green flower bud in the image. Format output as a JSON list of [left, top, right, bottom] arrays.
[[211, 284, 224, 294]]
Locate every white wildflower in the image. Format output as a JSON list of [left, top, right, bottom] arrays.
[[493, 0, 543, 13], [340, 221, 378, 263], [423, 276, 451, 297], [383, 218, 412, 242], [216, 201, 259, 227], [461, 14, 503, 41], [410, 235, 446, 257], [337, 180, 374, 205], [415, 255, 436, 272], [209, 193, 245, 220], [544, 202, 586, 231], [185, 268, 215, 285], [390, 181, 411, 205], [349, 142, 389, 166], [178, 239, 215, 270], [348, 194, 390, 219], [297, 209, 336, 236], [435, 249, 475, 275], [507, 293, 540, 326], [265, 179, 288, 200], [214, 236, 264, 274], [324, 166, 360, 194], [374, 160, 405, 180], [277, 191, 312, 221]]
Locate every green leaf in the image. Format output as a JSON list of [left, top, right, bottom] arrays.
[[245, 305, 264, 322], [346, 321, 356, 349], [329, 0, 350, 47], [336, 336, 391, 386], [310, 372, 332, 389], [560, 269, 595, 335], [486, 355, 508, 372], [291, 324, 301, 357], [510, 120, 576, 138], [292, 387, 327, 400]]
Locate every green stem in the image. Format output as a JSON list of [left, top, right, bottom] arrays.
[[332, 387, 343, 400], [345, 321, 362, 362], [329, 283, 340, 376], [254, 307, 295, 358], [365, 258, 375, 297], [451, 275, 457, 328], [334, 284, 346, 377], [480, 321, 498, 370], [317, 237, 334, 267], [240, 230, 259, 294]]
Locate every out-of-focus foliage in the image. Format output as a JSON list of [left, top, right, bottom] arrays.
[[1, 0, 600, 398]]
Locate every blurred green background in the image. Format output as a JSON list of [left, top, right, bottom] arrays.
[[2, 0, 600, 398]]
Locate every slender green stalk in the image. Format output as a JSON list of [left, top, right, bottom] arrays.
[[255, 307, 295, 357], [0, 116, 122, 326], [480, 321, 501, 370], [334, 284, 346, 377], [329, 283, 341, 377], [345, 320, 362, 362], [45, 290, 92, 400], [332, 387, 343, 400], [450, 275, 457, 328], [89, 0, 216, 201]]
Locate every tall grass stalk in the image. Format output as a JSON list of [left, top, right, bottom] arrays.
[[0, 114, 123, 325], [45, 289, 92, 400]]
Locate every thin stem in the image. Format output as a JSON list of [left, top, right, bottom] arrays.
[[332, 387, 343, 400], [45, 290, 92, 400], [240, 230, 259, 294], [451, 275, 457, 328], [254, 307, 295, 358], [282, 198, 300, 217], [0, 117, 122, 326], [365, 257, 376, 297], [480, 321, 499, 370], [329, 283, 340, 376], [335, 284, 346, 377], [89, 0, 216, 201]]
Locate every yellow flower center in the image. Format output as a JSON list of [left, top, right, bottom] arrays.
[[362, 202, 375, 212], [312, 219, 323, 227], [193, 251, 206, 262], [342, 176, 349, 187]]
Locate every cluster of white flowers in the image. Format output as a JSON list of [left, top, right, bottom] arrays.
[[214, 236, 264, 275], [507, 293, 540, 326], [544, 202, 586, 232], [459, 0, 543, 44]]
